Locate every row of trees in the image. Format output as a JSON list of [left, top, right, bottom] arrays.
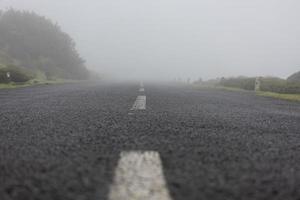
[[0, 9, 89, 80]]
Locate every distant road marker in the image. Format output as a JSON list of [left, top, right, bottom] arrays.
[[129, 83, 146, 113], [131, 95, 146, 110], [109, 151, 172, 200]]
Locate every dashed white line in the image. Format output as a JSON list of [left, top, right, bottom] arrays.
[[131, 95, 146, 110], [128, 83, 146, 114], [116, 84, 170, 199], [109, 151, 172, 200]]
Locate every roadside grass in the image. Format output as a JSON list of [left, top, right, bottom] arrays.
[[0, 79, 80, 90], [213, 86, 249, 92], [193, 84, 300, 102], [0, 82, 31, 89], [256, 91, 300, 102], [193, 84, 249, 92]]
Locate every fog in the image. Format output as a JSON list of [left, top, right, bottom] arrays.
[[1, 0, 300, 81]]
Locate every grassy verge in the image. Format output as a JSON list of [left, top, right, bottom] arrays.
[[213, 86, 250, 92], [0, 82, 33, 89], [193, 84, 250, 92], [0, 79, 80, 90], [193, 84, 300, 102], [256, 91, 300, 102]]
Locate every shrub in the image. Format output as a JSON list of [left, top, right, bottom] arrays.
[[218, 76, 300, 94], [0, 65, 33, 83], [219, 77, 256, 90], [261, 77, 300, 94], [0, 69, 10, 83]]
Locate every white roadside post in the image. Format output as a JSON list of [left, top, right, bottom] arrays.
[[255, 77, 261, 92], [6, 72, 10, 82]]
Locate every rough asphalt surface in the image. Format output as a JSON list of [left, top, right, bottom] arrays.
[[0, 82, 299, 200]]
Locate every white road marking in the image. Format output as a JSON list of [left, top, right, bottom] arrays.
[[140, 82, 144, 88], [139, 88, 145, 92], [131, 95, 146, 110], [109, 151, 172, 200]]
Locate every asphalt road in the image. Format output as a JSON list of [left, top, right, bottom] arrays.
[[0, 82, 299, 200]]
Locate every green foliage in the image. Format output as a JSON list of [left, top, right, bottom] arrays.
[[218, 76, 300, 94], [0, 9, 89, 80], [219, 77, 256, 91], [0, 69, 9, 83], [260, 77, 300, 94], [257, 91, 300, 102], [0, 65, 33, 83]]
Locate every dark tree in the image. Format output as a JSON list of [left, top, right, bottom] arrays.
[[0, 9, 89, 80]]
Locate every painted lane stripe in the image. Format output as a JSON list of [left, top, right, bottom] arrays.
[[139, 88, 145, 92], [109, 151, 172, 200], [131, 95, 146, 110]]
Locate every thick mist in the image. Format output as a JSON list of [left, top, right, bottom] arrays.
[[1, 0, 299, 81]]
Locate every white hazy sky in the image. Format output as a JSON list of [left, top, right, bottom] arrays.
[[0, 0, 300, 80]]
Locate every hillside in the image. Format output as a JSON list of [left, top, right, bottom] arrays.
[[287, 71, 300, 82], [0, 9, 89, 81]]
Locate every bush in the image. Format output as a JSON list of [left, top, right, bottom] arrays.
[[0, 65, 33, 83], [218, 76, 300, 94], [0, 69, 10, 83], [261, 77, 300, 94], [219, 77, 256, 90]]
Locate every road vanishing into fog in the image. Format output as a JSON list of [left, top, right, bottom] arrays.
[[0, 82, 299, 200]]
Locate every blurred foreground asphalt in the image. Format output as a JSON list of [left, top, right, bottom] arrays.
[[0, 82, 299, 200]]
